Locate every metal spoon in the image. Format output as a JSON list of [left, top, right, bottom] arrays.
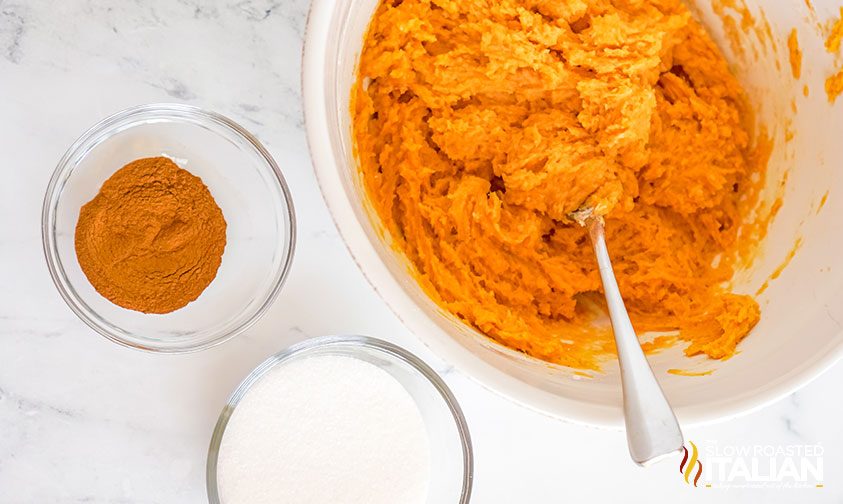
[[570, 206, 684, 466]]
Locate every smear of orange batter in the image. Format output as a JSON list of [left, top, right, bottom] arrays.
[[788, 29, 802, 79], [711, 0, 777, 62], [353, 0, 769, 371], [803, 0, 823, 31], [826, 8, 843, 54], [827, 70, 843, 103], [818, 190, 829, 213], [755, 238, 803, 296], [711, 0, 751, 59], [826, 8, 843, 103], [667, 368, 714, 377]]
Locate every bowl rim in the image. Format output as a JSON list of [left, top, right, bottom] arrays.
[[41, 103, 297, 354], [205, 334, 474, 503], [301, 0, 843, 428]]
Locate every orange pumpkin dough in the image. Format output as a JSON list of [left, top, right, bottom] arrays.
[[353, 0, 768, 371]]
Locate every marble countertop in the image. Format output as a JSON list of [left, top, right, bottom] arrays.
[[1, 1, 840, 502]]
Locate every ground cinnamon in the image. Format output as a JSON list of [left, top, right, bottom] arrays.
[[75, 156, 227, 314]]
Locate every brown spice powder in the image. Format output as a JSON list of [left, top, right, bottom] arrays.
[[75, 156, 227, 313]]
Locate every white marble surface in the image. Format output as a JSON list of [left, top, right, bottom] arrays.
[[0, 1, 841, 502]]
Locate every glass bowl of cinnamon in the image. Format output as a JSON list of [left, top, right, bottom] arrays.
[[42, 104, 296, 353]]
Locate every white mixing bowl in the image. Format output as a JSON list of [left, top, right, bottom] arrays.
[[303, 0, 843, 426]]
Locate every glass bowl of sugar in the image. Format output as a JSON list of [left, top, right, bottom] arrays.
[[206, 335, 472, 504]]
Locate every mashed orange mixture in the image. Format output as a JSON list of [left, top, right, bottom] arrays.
[[353, 0, 768, 370]]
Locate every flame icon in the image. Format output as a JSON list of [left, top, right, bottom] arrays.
[[679, 441, 703, 487]]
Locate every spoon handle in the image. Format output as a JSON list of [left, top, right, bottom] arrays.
[[587, 217, 684, 466]]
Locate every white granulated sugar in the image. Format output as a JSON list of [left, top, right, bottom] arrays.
[[217, 355, 431, 504]]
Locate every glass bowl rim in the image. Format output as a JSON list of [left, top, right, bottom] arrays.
[[41, 103, 297, 354], [205, 334, 474, 504]]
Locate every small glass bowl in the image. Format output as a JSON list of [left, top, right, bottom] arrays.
[[42, 104, 296, 353], [207, 335, 473, 503]]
